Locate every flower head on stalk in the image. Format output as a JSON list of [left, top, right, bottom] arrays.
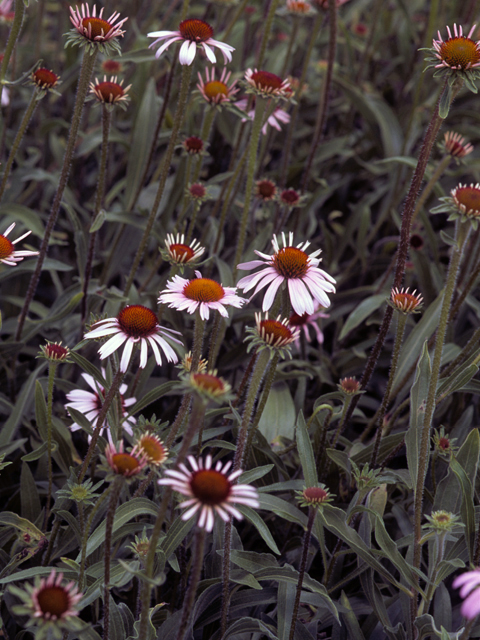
[[177, 350, 208, 374], [296, 485, 334, 509], [31, 68, 61, 98], [424, 510, 463, 535], [424, 24, 480, 92], [56, 477, 103, 507], [185, 370, 232, 403], [136, 432, 168, 467], [279, 188, 306, 209], [289, 304, 329, 346], [236, 97, 291, 134], [453, 569, 480, 619], [158, 454, 259, 531], [89, 76, 131, 110], [186, 182, 212, 204], [10, 570, 83, 639], [255, 179, 277, 202], [197, 67, 239, 105], [244, 68, 291, 99], [66, 4, 128, 55], [441, 131, 474, 160], [182, 135, 206, 155], [389, 287, 423, 314], [245, 312, 299, 359], [432, 426, 457, 459], [159, 270, 246, 321], [105, 441, 148, 477], [162, 232, 205, 269], [431, 182, 480, 229], [38, 341, 71, 363], [65, 371, 136, 439], [0, 222, 38, 266], [148, 18, 235, 66], [84, 305, 182, 372], [281, 0, 315, 16], [338, 377, 363, 396], [237, 232, 336, 316]]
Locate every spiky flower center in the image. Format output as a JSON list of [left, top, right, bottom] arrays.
[[289, 311, 309, 327], [102, 59, 122, 73], [281, 189, 300, 206], [138, 435, 167, 464], [112, 453, 140, 475], [183, 278, 224, 302], [95, 81, 124, 102], [32, 68, 58, 89], [454, 186, 480, 214], [340, 377, 360, 394], [273, 246, 309, 278], [256, 180, 276, 200], [204, 80, 229, 99], [392, 292, 419, 309], [117, 305, 158, 339], [0, 235, 14, 259], [439, 437, 450, 450], [288, 1, 312, 13], [439, 37, 480, 69], [169, 243, 195, 262], [260, 319, 293, 342], [179, 18, 214, 42], [190, 469, 231, 504], [303, 487, 328, 503], [37, 586, 70, 618], [189, 183, 206, 199], [45, 343, 69, 360], [192, 373, 225, 394], [251, 70, 284, 91], [82, 16, 113, 38], [184, 136, 204, 154]]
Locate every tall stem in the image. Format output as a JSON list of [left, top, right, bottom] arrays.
[[412, 220, 471, 610], [256, 0, 281, 67], [245, 352, 280, 456], [124, 64, 193, 297], [175, 528, 206, 640], [234, 97, 267, 269], [0, 90, 39, 203], [16, 48, 98, 341], [103, 476, 124, 640], [0, 0, 25, 119], [45, 361, 58, 529], [78, 486, 112, 591], [289, 508, 316, 640], [81, 106, 112, 324]]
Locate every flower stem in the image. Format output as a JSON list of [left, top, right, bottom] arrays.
[[0, 0, 25, 117], [370, 311, 408, 467], [78, 369, 125, 482], [44, 361, 58, 530], [78, 486, 112, 592], [124, 64, 193, 297], [103, 476, 124, 640], [0, 90, 39, 203], [289, 508, 316, 640], [412, 220, 471, 592], [256, 0, 281, 67], [16, 48, 99, 341], [245, 351, 280, 456], [175, 527, 206, 640], [81, 105, 112, 325], [234, 96, 268, 268]]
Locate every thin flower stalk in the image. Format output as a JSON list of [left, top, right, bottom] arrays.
[[175, 527, 206, 640], [81, 105, 112, 325], [300, 0, 337, 193], [78, 485, 112, 591], [370, 312, 408, 467], [337, 78, 461, 448], [234, 97, 268, 268], [45, 361, 58, 530], [288, 508, 316, 640], [16, 49, 99, 341], [412, 219, 471, 594], [245, 352, 280, 456], [281, 17, 300, 78], [103, 475, 124, 640], [256, 0, 281, 68], [0, 90, 38, 203], [123, 64, 193, 296], [0, 0, 24, 120], [223, 0, 250, 40]]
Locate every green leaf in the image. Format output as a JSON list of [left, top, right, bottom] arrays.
[[127, 381, 178, 417], [277, 579, 297, 640], [236, 505, 280, 554], [160, 515, 195, 565], [34, 380, 48, 441], [89, 209, 107, 233], [295, 411, 317, 487], [0, 512, 43, 541], [20, 462, 41, 523], [258, 494, 308, 528], [239, 464, 274, 485], [69, 352, 107, 387], [339, 294, 386, 341], [451, 446, 479, 563], [436, 363, 479, 401], [21, 441, 49, 462], [439, 82, 453, 118], [222, 617, 278, 640], [257, 382, 296, 442], [340, 591, 366, 640], [405, 341, 431, 489]]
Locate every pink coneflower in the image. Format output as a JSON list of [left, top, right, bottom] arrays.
[[31, 68, 59, 90], [84, 305, 182, 372], [197, 67, 239, 105], [90, 76, 131, 105], [237, 232, 336, 316], [66, 372, 136, 438], [159, 270, 246, 320], [443, 131, 474, 157], [390, 287, 423, 314], [236, 97, 291, 134], [183, 135, 205, 155], [0, 223, 38, 266], [158, 455, 259, 531], [164, 233, 205, 265], [136, 433, 168, 467], [245, 312, 299, 358], [453, 569, 480, 619], [289, 304, 329, 345], [244, 68, 291, 98], [255, 179, 277, 202], [286, 0, 314, 15], [105, 441, 148, 477], [148, 18, 235, 65], [451, 183, 480, 218], [69, 3, 127, 42], [432, 24, 480, 70]]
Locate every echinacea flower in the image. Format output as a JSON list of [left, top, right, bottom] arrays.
[[197, 66, 239, 105], [255, 179, 277, 202], [289, 304, 329, 346], [245, 312, 299, 358], [65, 372, 136, 438], [136, 432, 168, 466], [432, 24, 480, 71], [148, 18, 235, 66], [237, 232, 336, 316], [183, 135, 205, 155], [158, 455, 259, 531], [338, 377, 362, 396], [443, 131, 474, 158], [296, 485, 334, 508], [186, 370, 232, 402], [10, 570, 83, 638], [244, 68, 291, 98], [67, 3, 127, 54], [284, 0, 315, 16], [453, 569, 480, 619], [38, 341, 71, 363], [159, 270, 246, 320], [90, 76, 131, 107], [31, 68, 60, 91], [164, 233, 205, 266], [432, 183, 480, 227], [236, 97, 291, 134], [84, 305, 182, 372], [105, 441, 148, 477], [0, 222, 38, 266], [389, 287, 423, 314]]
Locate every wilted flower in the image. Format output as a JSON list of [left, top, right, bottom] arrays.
[[183, 135, 205, 155]]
